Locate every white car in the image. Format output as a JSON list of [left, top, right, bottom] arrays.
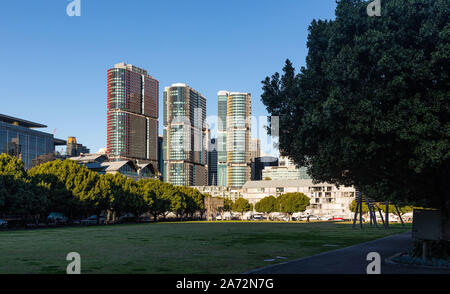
[[301, 215, 319, 221], [251, 215, 264, 221], [276, 215, 289, 221]]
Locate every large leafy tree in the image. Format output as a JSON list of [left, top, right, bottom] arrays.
[[0, 154, 47, 220], [170, 188, 188, 219], [261, 0, 449, 218], [255, 196, 278, 219], [149, 181, 173, 221], [181, 186, 205, 219], [136, 179, 156, 221], [28, 160, 92, 218], [232, 198, 253, 220], [0, 154, 28, 216]]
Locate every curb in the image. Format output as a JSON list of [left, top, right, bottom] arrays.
[[385, 252, 450, 271]]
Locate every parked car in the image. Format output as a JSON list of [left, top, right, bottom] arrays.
[[119, 213, 136, 223], [251, 215, 264, 221], [47, 212, 68, 225], [276, 215, 289, 221], [0, 219, 8, 228], [216, 214, 232, 221], [299, 215, 320, 221], [81, 215, 106, 225], [139, 216, 152, 223]]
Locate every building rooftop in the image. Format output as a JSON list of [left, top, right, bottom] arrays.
[[114, 62, 150, 77], [256, 156, 278, 163], [217, 90, 230, 96], [54, 138, 67, 146], [229, 92, 250, 96], [101, 160, 138, 172], [0, 114, 47, 128], [69, 154, 107, 163]]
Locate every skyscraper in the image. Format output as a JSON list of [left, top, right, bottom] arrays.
[[208, 138, 218, 186], [217, 91, 252, 188], [217, 91, 229, 187], [158, 135, 164, 181], [106, 62, 159, 170], [163, 83, 207, 186], [250, 138, 260, 161]]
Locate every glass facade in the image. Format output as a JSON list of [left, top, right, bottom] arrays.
[[217, 91, 251, 188], [163, 84, 207, 186], [218, 164, 227, 187], [228, 165, 249, 189], [0, 121, 54, 170], [262, 166, 312, 180], [217, 91, 228, 166], [106, 63, 159, 167]]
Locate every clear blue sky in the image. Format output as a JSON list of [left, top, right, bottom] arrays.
[[0, 0, 337, 155]]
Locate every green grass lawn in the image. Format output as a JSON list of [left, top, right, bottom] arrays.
[[0, 221, 410, 274]]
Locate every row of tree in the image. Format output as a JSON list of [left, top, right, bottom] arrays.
[[0, 154, 310, 225], [0, 154, 207, 224]]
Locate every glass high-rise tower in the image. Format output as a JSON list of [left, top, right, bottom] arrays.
[[106, 63, 159, 170], [217, 91, 251, 188], [163, 83, 207, 186]]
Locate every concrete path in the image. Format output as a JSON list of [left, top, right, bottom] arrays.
[[246, 232, 450, 274]]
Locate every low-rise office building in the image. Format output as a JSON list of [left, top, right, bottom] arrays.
[[0, 114, 65, 169], [191, 186, 242, 201], [242, 179, 356, 218]]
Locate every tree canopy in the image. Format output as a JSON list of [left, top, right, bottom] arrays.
[[261, 0, 449, 213], [0, 155, 210, 223], [232, 198, 253, 217], [277, 193, 310, 220], [255, 196, 278, 214]]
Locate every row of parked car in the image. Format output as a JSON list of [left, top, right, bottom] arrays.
[[0, 212, 151, 229], [247, 213, 345, 221], [47, 212, 151, 225]]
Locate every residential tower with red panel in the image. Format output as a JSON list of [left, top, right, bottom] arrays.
[[107, 62, 159, 173]]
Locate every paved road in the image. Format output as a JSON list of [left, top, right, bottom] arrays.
[[246, 232, 450, 274]]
